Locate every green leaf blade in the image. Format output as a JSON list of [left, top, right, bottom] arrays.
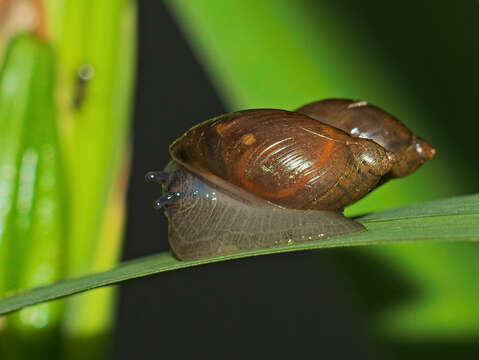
[[361, 194, 479, 221], [0, 193, 477, 316]]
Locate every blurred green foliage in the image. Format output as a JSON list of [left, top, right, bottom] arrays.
[[0, 0, 136, 359], [0, 34, 65, 359], [47, 0, 136, 343]]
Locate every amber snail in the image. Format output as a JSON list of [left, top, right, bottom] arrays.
[[146, 99, 436, 261]]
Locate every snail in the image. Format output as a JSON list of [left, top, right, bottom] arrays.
[[146, 103, 435, 261]]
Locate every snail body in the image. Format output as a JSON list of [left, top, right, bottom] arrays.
[[156, 161, 364, 260], [147, 103, 435, 261]]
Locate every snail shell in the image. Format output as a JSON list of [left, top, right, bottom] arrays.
[[147, 109, 400, 260], [296, 99, 436, 179]]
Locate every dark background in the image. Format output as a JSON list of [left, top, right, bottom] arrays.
[[113, 1, 479, 359]]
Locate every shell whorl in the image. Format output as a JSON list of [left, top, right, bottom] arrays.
[[169, 109, 395, 211]]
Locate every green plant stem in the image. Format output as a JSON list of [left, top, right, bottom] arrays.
[[48, 0, 136, 344]]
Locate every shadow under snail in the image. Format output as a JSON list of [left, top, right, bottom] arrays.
[[146, 99, 436, 261]]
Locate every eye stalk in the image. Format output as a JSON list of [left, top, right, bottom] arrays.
[[145, 171, 169, 184], [153, 192, 182, 210]]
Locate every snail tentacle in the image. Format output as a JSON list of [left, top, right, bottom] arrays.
[[145, 171, 169, 184], [153, 192, 182, 210]]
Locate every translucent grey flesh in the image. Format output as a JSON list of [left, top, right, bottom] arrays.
[[163, 163, 365, 260]]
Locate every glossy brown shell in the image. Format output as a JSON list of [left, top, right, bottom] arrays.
[[296, 99, 436, 179], [169, 109, 396, 211]]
